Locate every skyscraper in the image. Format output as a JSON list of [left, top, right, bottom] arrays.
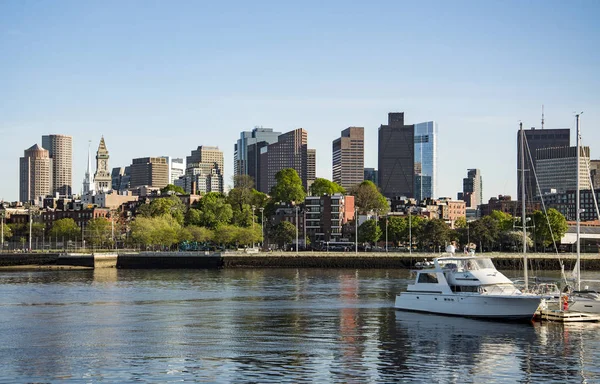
[[413, 121, 438, 200], [259, 128, 314, 194], [459, 169, 482, 208], [364, 168, 378, 185], [42, 134, 72, 196], [378, 113, 414, 198], [130, 157, 169, 189], [19, 144, 52, 204], [93, 137, 111, 192], [536, 146, 591, 194], [332, 127, 364, 191], [517, 127, 570, 202], [234, 127, 281, 186], [177, 146, 224, 194]]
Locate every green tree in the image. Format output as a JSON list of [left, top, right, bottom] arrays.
[[489, 210, 515, 231], [137, 195, 187, 225], [270, 168, 306, 203], [349, 181, 388, 215], [187, 225, 213, 243], [231, 226, 262, 247], [213, 224, 235, 247], [85, 218, 112, 248], [130, 215, 183, 249], [161, 184, 186, 195], [469, 216, 500, 252], [454, 217, 467, 229], [382, 216, 407, 245], [531, 208, 568, 249], [1, 222, 12, 243], [309, 178, 345, 196], [271, 221, 297, 248], [418, 219, 451, 251], [358, 219, 382, 244], [49, 218, 81, 241], [196, 193, 233, 229]]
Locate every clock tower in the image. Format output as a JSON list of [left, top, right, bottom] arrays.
[[94, 136, 111, 192]]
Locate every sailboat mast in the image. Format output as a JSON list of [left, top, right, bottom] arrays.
[[520, 121, 528, 291], [576, 114, 581, 291]]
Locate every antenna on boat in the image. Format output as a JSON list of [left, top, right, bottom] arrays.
[[576, 112, 583, 291]]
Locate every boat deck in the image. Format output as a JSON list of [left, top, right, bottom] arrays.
[[535, 309, 600, 323]]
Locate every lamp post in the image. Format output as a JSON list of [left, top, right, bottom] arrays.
[[0, 210, 5, 251], [355, 207, 358, 254], [252, 205, 256, 248], [385, 214, 389, 252], [303, 209, 306, 250], [408, 209, 412, 255], [259, 207, 264, 249], [28, 208, 33, 252], [295, 206, 299, 254]]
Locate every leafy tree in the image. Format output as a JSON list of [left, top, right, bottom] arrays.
[[358, 219, 382, 244], [184, 208, 202, 226], [213, 224, 236, 247], [454, 217, 467, 229], [186, 225, 213, 243], [233, 174, 255, 190], [380, 216, 407, 245], [85, 218, 112, 248], [270, 168, 306, 203], [231, 204, 253, 227], [1, 222, 12, 243], [500, 230, 533, 251], [469, 216, 499, 252], [161, 184, 186, 195], [531, 208, 568, 249], [271, 221, 297, 248], [231, 226, 262, 247], [310, 178, 345, 196], [349, 181, 388, 215], [137, 195, 187, 225], [489, 210, 514, 231], [196, 192, 233, 229], [418, 219, 451, 251], [49, 218, 81, 241], [130, 215, 183, 249]]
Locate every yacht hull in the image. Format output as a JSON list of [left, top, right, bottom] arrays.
[[395, 292, 541, 321], [569, 298, 600, 314]]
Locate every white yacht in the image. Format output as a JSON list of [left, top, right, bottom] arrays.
[[394, 255, 542, 321]]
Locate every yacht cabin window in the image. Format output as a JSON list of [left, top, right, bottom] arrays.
[[418, 273, 439, 284]]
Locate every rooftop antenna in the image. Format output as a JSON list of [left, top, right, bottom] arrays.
[[541, 105, 545, 130]]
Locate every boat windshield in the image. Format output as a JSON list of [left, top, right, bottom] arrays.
[[439, 258, 495, 272]]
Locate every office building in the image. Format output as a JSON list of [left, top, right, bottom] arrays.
[[304, 194, 355, 243], [307, 148, 316, 192], [19, 144, 52, 204], [332, 127, 364, 190], [259, 128, 314, 194], [413, 121, 438, 200], [364, 168, 378, 185], [111, 167, 131, 192], [517, 127, 570, 202], [234, 127, 281, 187], [176, 146, 224, 194], [590, 160, 600, 189], [378, 113, 414, 198], [130, 157, 169, 189], [42, 134, 72, 196], [459, 169, 482, 208], [535, 146, 591, 194], [162, 156, 186, 185]]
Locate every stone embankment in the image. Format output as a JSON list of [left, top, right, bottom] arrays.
[[1, 251, 600, 270]]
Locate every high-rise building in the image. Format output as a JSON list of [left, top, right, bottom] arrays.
[[459, 169, 482, 208], [234, 127, 281, 186], [176, 146, 224, 194], [93, 137, 111, 193], [590, 160, 600, 189], [259, 128, 314, 194], [19, 144, 52, 204], [413, 121, 438, 200], [378, 113, 414, 198], [130, 157, 169, 189], [364, 168, 378, 185], [536, 146, 591, 195], [161, 156, 186, 185], [307, 148, 316, 192], [42, 134, 72, 196], [332, 127, 364, 191], [517, 126, 570, 202]]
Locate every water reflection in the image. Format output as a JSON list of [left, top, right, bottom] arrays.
[[0, 268, 599, 382]]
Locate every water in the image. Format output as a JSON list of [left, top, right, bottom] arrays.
[[1, 268, 599, 383]]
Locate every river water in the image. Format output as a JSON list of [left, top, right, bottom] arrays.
[[1, 268, 599, 383]]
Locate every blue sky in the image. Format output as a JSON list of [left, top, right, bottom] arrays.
[[1, 0, 599, 202]]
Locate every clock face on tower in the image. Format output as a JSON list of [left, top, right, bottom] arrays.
[[100, 160, 106, 169]]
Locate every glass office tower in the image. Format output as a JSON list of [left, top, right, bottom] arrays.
[[413, 121, 438, 201]]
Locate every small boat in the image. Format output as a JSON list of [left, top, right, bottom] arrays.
[[394, 254, 542, 322]]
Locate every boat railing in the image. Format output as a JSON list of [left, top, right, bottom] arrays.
[[482, 284, 523, 296]]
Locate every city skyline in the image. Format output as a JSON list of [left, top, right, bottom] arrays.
[[1, 1, 599, 202]]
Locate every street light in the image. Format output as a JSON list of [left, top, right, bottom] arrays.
[[295, 206, 299, 254], [0, 210, 5, 251], [259, 207, 264, 249], [251, 205, 256, 248], [355, 207, 358, 254], [408, 209, 412, 255], [385, 214, 389, 252]]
